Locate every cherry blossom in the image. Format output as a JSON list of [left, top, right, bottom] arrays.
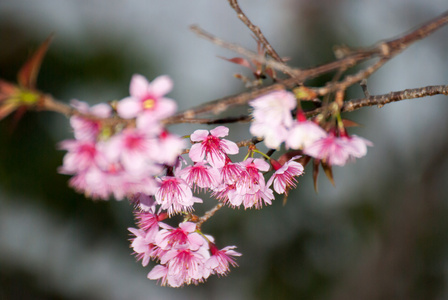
[[158, 246, 210, 287], [117, 74, 177, 120], [155, 222, 204, 251], [178, 161, 221, 192], [230, 184, 275, 209], [128, 227, 159, 267], [69, 100, 112, 142], [219, 158, 244, 185], [236, 158, 270, 195], [206, 244, 241, 276], [286, 118, 328, 150], [249, 90, 297, 148], [189, 126, 239, 168], [102, 128, 160, 176], [304, 133, 372, 166], [155, 176, 197, 215], [267, 157, 304, 194]]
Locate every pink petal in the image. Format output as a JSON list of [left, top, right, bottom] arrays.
[[189, 143, 204, 162], [130, 74, 150, 98], [147, 265, 168, 280], [149, 75, 173, 97], [154, 98, 177, 119], [253, 158, 270, 172], [117, 97, 141, 119], [210, 126, 229, 137], [220, 139, 239, 155], [273, 178, 286, 194], [179, 221, 196, 233], [90, 103, 112, 118], [190, 130, 209, 142]]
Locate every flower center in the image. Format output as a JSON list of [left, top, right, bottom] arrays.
[[143, 98, 156, 110]]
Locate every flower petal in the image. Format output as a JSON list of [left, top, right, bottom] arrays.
[[210, 126, 229, 137], [117, 97, 141, 119], [130, 74, 150, 98], [149, 75, 173, 97]]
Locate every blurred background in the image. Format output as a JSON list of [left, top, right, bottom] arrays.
[[1, 0, 448, 299]]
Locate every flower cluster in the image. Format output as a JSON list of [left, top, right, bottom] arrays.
[[58, 74, 370, 287], [249, 90, 373, 166], [59, 75, 185, 200], [128, 195, 241, 287]]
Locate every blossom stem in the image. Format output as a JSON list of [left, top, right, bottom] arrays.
[[196, 203, 224, 229], [252, 149, 271, 160]]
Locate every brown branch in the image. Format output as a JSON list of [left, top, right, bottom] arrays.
[[27, 11, 448, 130], [314, 57, 390, 96], [306, 85, 448, 118], [39, 94, 73, 116], [190, 25, 300, 77], [228, 0, 285, 65], [196, 203, 224, 228], [163, 83, 284, 125], [170, 10, 448, 122], [175, 115, 251, 125], [341, 85, 448, 112]]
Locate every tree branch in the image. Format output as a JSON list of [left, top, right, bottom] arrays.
[[228, 0, 286, 65], [190, 25, 300, 77], [170, 10, 448, 121]]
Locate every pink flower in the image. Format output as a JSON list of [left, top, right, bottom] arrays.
[[150, 130, 186, 166], [249, 90, 296, 126], [267, 157, 304, 194], [249, 90, 297, 148], [178, 161, 221, 191], [159, 246, 210, 287], [128, 227, 159, 267], [155, 222, 205, 251], [250, 121, 289, 149], [129, 193, 157, 212], [342, 135, 373, 158], [69, 100, 112, 142], [219, 158, 244, 184], [69, 162, 158, 201], [147, 265, 169, 286], [206, 244, 241, 276], [211, 183, 238, 206], [155, 176, 197, 215], [102, 129, 159, 176], [117, 74, 177, 120], [286, 119, 327, 150], [189, 126, 239, 168], [236, 158, 270, 195], [134, 209, 167, 241], [230, 185, 274, 209], [304, 133, 372, 166], [58, 140, 100, 174]]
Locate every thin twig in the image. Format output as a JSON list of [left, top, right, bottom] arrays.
[[306, 85, 448, 117], [190, 25, 300, 77], [176, 115, 251, 125], [341, 85, 448, 112], [197, 203, 224, 228], [228, 0, 285, 65], [170, 10, 448, 121], [163, 83, 284, 125]]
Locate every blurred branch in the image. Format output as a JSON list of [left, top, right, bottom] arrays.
[[190, 25, 300, 77], [306, 85, 448, 118], [341, 85, 448, 112], [168, 10, 448, 123], [10, 10, 448, 130], [228, 0, 287, 67]]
